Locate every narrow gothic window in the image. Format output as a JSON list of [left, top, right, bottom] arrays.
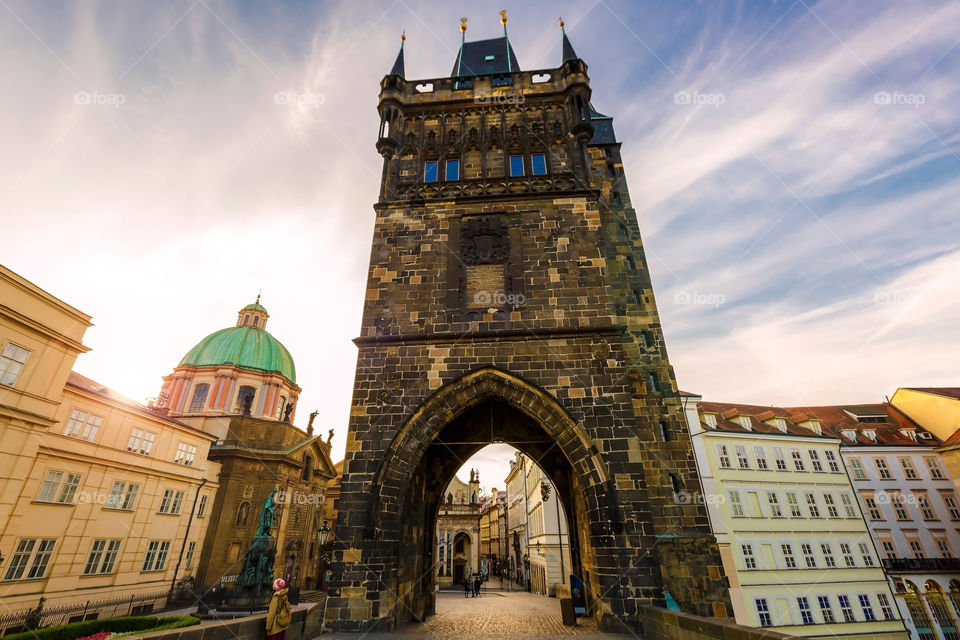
[[509, 155, 524, 177], [445, 159, 460, 181], [424, 161, 438, 183], [531, 153, 547, 175]]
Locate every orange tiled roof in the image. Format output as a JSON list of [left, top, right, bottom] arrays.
[[697, 399, 939, 447]]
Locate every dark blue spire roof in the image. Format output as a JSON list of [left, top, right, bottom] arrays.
[[451, 37, 520, 77], [390, 40, 405, 77], [562, 29, 578, 62]]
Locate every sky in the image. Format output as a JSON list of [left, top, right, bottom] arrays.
[[2, 0, 958, 489]]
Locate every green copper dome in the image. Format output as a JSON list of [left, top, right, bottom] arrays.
[[178, 326, 296, 384], [242, 303, 267, 313]]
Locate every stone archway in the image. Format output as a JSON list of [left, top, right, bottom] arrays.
[[328, 368, 635, 631]]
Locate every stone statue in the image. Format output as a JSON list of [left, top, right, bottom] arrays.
[[257, 488, 277, 537], [283, 402, 294, 423], [327, 428, 334, 444], [308, 410, 318, 428], [242, 393, 253, 416]]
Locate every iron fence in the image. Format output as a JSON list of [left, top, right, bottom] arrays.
[[0, 591, 168, 636]]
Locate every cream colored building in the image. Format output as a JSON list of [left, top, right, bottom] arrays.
[[0, 264, 217, 613], [523, 457, 570, 598], [682, 393, 908, 639]]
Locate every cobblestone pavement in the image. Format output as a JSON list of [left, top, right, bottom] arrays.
[[320, 590, 637, 639]]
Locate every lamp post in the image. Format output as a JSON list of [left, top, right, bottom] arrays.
[[316, 521, 331, 589]]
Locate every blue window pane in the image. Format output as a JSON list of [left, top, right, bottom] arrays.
[[424, 161, 438, 183], [509, 155, 524, 177], [445, 159, 459, 181], [531, 153, 547, 175]]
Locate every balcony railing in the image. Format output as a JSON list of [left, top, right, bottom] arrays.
[[883, 557, 960, 572]]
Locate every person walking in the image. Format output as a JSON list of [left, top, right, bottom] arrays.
[[266, 578, 291, 640], [474, 576, 481, 598], [463, 577, 470, 598]]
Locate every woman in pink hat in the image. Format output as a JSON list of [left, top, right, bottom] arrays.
[[266, 578, 291, 640]]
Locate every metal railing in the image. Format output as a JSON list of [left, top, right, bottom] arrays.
[[0, 591, 168, 636], [883, 557, 960, 572]]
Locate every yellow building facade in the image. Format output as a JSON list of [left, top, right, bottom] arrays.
[[891, 389, 960, 443], [683, 394, 908, 639], [0, 265, 217, 614]]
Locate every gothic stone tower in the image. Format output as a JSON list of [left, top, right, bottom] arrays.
[[325, 22, 730, 633]]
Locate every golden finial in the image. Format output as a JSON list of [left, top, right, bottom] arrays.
[[500, 10, 508, 27], [401, 30, 406, 42], [256, 290, 261, 305], [460, 17, 468, 34], [558, 17, 565, 29]]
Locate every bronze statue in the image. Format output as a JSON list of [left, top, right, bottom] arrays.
[[257, 488, 277, 537], [283, 402, 294, 423]]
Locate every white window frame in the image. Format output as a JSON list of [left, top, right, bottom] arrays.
[[0, 342, 30, 386]]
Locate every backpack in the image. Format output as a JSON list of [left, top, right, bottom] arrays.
[[275, 594, 291, 628]]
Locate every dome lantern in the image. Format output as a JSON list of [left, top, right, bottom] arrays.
[[237, 294, 269, 330]]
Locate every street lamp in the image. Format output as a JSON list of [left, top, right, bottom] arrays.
[[536, 540, 542, 555], [317, 521, 331, 549]]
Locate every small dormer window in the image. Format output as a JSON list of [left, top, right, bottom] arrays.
[[770, 418, 787, 432], [484, 54, 495, 62], [842, 429, 857, 441], [738, 416, 753, 430], [703, 414, 717, 428], [862, 429, 877, 442], [900, 429, 917, 442]]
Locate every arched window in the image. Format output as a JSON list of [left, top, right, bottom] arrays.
[[243, 314, 250, 325], [447, 493, 453, 504], [949, 579, 960, 592], [252, 316, 259, 327], [277, 396, 287, 420], [237, 386, 256, 415], [925, 579, 942, 592], [471, 491, 478, 504], [188, 384, 210, 413], [236, 501, 250, 526]]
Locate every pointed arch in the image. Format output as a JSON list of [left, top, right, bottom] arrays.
[[371, 367, 608, 498]]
